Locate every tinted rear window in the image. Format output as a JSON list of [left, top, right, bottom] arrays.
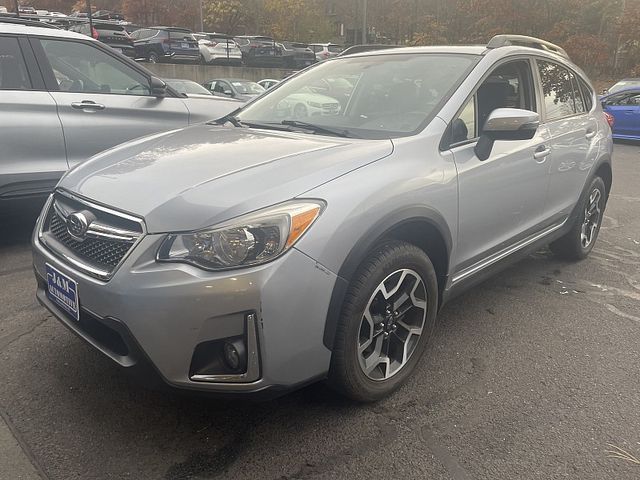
[[169, 31, 194, 41]]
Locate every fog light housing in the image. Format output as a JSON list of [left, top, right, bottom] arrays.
[[189, 313, 260, 383]]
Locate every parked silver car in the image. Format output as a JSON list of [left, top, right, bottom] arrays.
[[33, 35, 613, 401], [0, 20, 240, 209]]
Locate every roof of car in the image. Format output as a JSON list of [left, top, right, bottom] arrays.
[[339, 43, 579, 62], [210, 78, 256, 83], [0, 20, 92, 39], [339, 45, 487, 57], [601, 87, 640, 99], [149, 26, 192, 32]]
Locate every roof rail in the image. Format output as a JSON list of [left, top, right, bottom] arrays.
[[486, 34, 569, 59], [0, 14, 60, 29], [338, 44, 401, 57]]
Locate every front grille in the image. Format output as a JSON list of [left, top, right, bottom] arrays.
[[40, 191, 145, 280], [49, 212, 133, 268], [322, 103, 339, 114]]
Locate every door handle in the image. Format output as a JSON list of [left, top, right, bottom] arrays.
[[71, 101, 106, 111], [534, 145, 551, 160], [585, 129, 596, 139]]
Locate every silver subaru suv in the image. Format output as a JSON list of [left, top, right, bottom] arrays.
[[32, 35, 613, 401]]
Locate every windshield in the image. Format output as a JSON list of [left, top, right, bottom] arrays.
[[231, 81, 265, 95], [328, 44, 343, 53], [166, 80, 212, 96], [236, 53, 478, 139]]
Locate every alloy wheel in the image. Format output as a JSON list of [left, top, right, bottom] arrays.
[[581, 188, 602, 248], [357, 269, 427, 381]]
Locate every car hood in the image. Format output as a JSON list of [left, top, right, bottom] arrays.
[[59, 125, 393, 233]]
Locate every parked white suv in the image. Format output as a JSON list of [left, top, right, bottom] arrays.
[[194, 32, 242, 65], [309, 43, 343, 61]]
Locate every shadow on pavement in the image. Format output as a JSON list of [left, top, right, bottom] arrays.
[[0, 204, 43, 248]]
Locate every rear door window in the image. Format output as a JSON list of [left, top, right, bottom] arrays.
[[0, 36, 32, 90], [536, 60, 577, 121]]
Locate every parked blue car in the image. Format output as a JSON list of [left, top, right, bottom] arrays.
[[601, 88, 640, 140]]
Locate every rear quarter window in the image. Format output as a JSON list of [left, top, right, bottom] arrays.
[[579, 79, 594, 111]]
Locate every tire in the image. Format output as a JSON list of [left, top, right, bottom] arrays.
[[328, 241, 439, 402], [549, 176, 606, 261], [148, 52, 159, 63], [293, 103, 308, 118]]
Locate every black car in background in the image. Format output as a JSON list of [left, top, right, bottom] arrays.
[[92, 10, 125, 21], [234, 35, 283, 67], [76, 21, 135, 58], [131, 26, 199, 63], [276, 41, 315, 69]]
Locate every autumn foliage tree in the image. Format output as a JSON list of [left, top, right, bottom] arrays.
[[18, 0, 640, 76]]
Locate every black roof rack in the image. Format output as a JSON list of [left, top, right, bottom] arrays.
[[0, 14, 60, 29], [486, 34, 569, 59]]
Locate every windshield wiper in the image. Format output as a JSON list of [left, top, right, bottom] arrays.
[[212, 113, 243, 127], [280, 120, 351, 138]]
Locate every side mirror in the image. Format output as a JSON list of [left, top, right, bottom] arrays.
[[474, 108, 539, 161], [150, 76, 167, 98], [224, 89, 234, 96]]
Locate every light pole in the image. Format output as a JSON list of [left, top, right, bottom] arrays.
[[87, 0, 93, 35], [198, 0, 204, 32], [361, 0, 367, 44]]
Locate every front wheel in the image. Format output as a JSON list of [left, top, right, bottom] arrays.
[[550, 176, 606, 260], [293, 103, 308, 118], [328, 241, 438, 402]]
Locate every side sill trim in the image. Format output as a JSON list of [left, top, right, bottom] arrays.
[[451, 218, 567, 285]]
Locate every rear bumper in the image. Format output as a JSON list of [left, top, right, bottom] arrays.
[[167, 52, 200, 62], [107, 44, 136, 58]]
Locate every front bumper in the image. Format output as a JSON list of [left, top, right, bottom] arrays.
[[32, 222, 337, 394]]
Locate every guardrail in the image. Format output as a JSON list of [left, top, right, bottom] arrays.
[[145, 63, 292, 83]]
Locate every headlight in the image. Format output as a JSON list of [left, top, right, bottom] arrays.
[[308, 101, 323, 108], [157, 200, 325, 271]]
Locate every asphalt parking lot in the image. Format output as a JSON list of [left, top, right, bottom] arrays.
[[0, 143, 639, 480]]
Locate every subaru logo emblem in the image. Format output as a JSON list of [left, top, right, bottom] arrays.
[[66, 211, 90, 241]]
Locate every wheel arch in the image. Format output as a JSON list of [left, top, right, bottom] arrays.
[[594, 159, 612, 199], [322, 206, 452, 350]]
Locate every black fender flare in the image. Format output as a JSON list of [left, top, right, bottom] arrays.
[[322, 205, 452, 350], [566, 153, 613, 227]]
